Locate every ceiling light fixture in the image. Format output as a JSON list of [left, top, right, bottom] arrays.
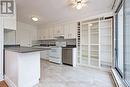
[[76, 1, 82, 9], [71, 0, 88, 10], [32, 17, 39, 22]]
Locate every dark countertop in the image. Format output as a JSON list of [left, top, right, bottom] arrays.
[[5, 46, 51, 53]]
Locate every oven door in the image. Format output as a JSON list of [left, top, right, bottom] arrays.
[[49, 47, 62, 64]]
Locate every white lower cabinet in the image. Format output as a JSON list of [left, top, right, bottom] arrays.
[[5, 50, 40, 87], [40, 50, 50, 60], [40, 51, 46, 60]]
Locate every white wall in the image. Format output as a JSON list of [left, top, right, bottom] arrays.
[[16, 22, 37, 47]]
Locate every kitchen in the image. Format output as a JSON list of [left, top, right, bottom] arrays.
[[0, 0, 129, 87]]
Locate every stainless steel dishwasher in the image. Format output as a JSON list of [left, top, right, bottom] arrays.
[[62, 48, 73, 66]]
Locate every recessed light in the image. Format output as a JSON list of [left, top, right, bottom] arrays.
[[32, 17, 39, 22]]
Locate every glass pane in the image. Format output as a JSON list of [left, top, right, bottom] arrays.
[[81, 24, 89, 65], [125, 0, 130, 85], [90, 22, 99, 44], [81, 45, 88, 65], [117, 6, 124, 74], [90, 45, 99, 66]]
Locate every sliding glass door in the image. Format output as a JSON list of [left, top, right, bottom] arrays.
[[124, 0, 130, 85], [115, 0, 130, 86], [116, 3, 124, 76]]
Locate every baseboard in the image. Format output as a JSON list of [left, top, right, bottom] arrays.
[[111, 69, 127, 87], [4, 75, 17, 87]]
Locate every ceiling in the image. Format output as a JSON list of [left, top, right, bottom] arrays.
[[16, 0, 114, 26]]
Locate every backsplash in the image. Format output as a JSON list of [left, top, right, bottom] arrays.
[[32, 39, 76, 46], [66, 39, 76, 45]]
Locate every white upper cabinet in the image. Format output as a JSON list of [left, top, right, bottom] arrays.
[[38, 26, 55, 40], [16, 22, 37, 47], [41, 29, 47, 40], [37, 29, 42, 40], [64, 23, 77, 39], [3, 16, 16, 30], [3, 0, 16, 30], [38, 22, 77, 40], [49, 27, 55, 39], [46, 27, 53, 40], [53, 24, 64, 37]]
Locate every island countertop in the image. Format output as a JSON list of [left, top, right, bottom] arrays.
[[5, 46, 51, 53]]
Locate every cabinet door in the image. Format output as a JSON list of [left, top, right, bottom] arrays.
[[42, 29, 47, 40], [46, 50, 50, 60], [42, 26, 55, 39], [37, 29, 42, 40], [3, 16, 16, 30], [53, 25, 58, 37], [3, 1, 16, 30], [69, 23, 77, 39], [53, 25, 64, 37], [64, 24, 70, 39], [58, 25, 64, 35], [48, 27, 53, 39], [38, 29, 44, 40], [40, 51, 47, 59], [45, 28, 49, 40], [19, 29, 32, 47], [48, 28, 51, 39], [56, 25, 60, 36], [64, 23, 77, 39]]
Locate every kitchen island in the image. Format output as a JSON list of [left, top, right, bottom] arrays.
[[4, 46, 50, 87]]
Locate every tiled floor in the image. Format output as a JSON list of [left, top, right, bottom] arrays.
[[35, 60, 115, 87]]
